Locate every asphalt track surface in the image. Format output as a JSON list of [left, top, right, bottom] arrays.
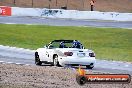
[[0, 45, 132, 75], [0, 16, 132, 29], [0, 16, 132, 74]]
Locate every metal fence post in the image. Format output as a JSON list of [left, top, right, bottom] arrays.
[[82, 0, 84, 10], [14, 0, 16, 5], [49, 0, 51, 9], [56, 0, 57, 6], [66, 0, 68, 8], [32, 0, 33, 7]]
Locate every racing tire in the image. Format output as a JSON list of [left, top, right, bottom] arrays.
[[53, 55, 61, 67], [35, 52, 42, 66], [86, 65, 94, 69]]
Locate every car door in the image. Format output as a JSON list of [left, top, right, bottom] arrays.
[[45, 48, 55, 62], [38, 48, 49, 61]]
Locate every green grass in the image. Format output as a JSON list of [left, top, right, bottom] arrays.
[[0, 24, 132, 62]]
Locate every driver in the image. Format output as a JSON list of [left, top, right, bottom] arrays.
[[72, 40, 82, 48], [59, 42, 66, 48]]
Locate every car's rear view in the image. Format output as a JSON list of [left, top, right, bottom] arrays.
[[57, 48, 96, 69]]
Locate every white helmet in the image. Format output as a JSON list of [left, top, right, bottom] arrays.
[[59, 42, 65, 48]]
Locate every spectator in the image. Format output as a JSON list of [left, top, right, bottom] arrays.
[[90, 0, 95, 11]]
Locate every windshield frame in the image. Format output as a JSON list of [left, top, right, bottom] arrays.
[[47, 40, 84, 49]]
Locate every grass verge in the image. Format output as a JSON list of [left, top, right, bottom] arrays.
[[0, 24, 131, 62]]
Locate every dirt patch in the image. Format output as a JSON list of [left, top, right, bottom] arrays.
[[0, 63, 132, 88]]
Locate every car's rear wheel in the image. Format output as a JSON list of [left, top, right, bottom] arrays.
[[86, 65, 94, 69], [35, 52, 42, 66], [53, 55, 61, 67]]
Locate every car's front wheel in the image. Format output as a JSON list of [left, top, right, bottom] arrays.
[[35, 52, 42, 66]]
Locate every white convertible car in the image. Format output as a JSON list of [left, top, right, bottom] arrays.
[[35, 40, 96, 69]]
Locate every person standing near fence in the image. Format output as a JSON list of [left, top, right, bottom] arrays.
[[90, 0, 95, 11]]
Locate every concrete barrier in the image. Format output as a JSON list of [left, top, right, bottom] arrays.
[[3, 7, 132, 21], [12, 7, 42, 16]]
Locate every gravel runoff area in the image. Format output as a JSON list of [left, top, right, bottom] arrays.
[[0, 63, 132, 88]]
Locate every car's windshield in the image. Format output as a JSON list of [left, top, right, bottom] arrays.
[[48, 40, 83, 49]]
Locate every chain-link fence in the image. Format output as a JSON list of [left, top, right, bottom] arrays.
[[0, 0, 92, 11]]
